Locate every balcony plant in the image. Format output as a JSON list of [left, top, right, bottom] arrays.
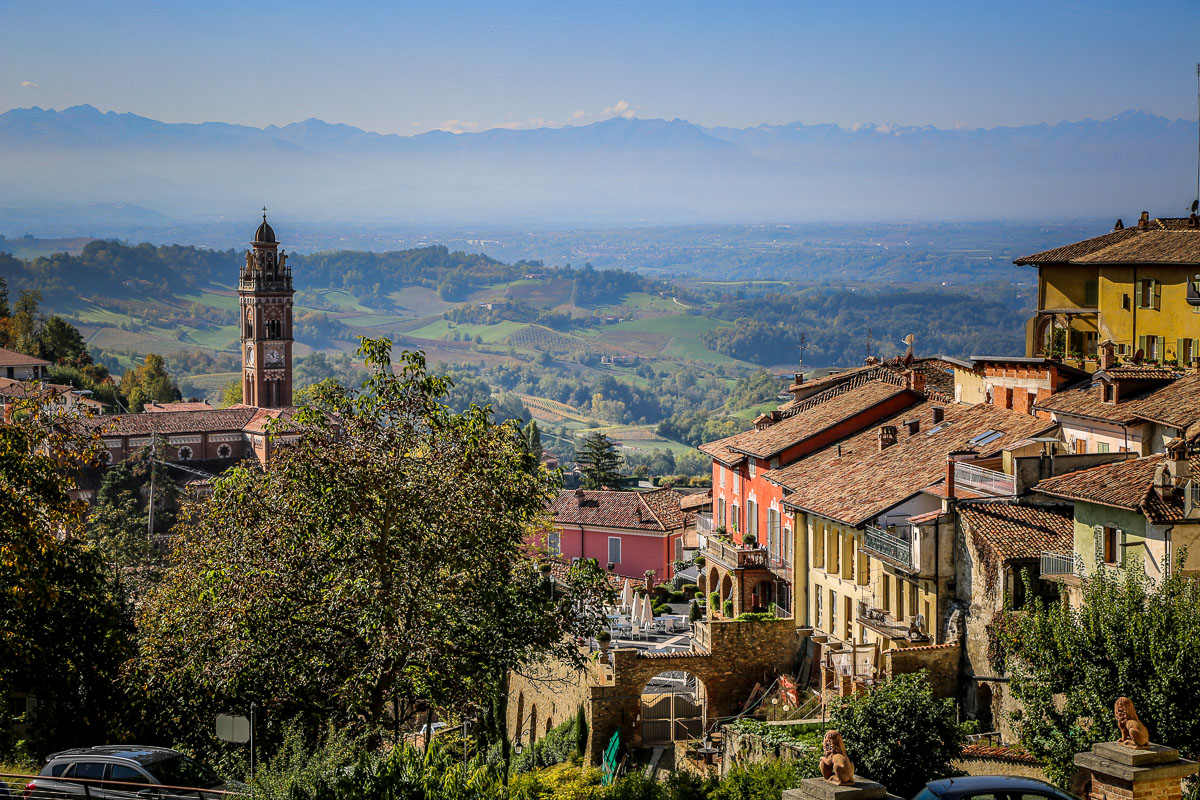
[[742, 533, 758, 548], [723, 599, 734, 617], [596, 630, 611, 652], [694, 555, 706, 567]]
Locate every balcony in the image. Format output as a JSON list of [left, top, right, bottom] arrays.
[[857, 601, 930, 643], [767, 551, 793, 583], [1040, 550, 1082, 578], [703, 537, 768, 570], [695, 513, 714, 536], [954, 462, 1015, 497], [863, 525, 916, 572], [1186, 481, 1200, 519]]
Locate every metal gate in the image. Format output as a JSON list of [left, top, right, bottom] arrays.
[[641, 674, 706, 743]]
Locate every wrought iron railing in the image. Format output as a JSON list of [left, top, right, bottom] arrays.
[[767, 551, 793, 583], [954, 462, 1015, 496], [1040, 550, 1081, 576], [703, 537, 768, 569], [863, 524, 915, 570]]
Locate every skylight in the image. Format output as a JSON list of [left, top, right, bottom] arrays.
[[968, 430, 1004, 446]]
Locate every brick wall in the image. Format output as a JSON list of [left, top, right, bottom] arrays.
[[882, 642, 960, 698]]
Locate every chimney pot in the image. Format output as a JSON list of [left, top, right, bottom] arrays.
[[931, 407, 945, 424], [1138, 211, 1150, 229], [904, 419, 920, 436], [946, 455, 956, 500], [1098, 340, 1117, 371], [878, 425, 898, 450]]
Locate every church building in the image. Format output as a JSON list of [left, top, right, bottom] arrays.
[[94, 212, 298, 469]]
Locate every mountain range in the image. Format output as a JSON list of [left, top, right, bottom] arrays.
[[1, 105, 1197, 227]]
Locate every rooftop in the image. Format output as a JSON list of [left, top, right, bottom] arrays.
[[958, 502, 1074, 562], [549, 488, 690, 532], [95, 407, 259, 436], [1033, 454, 1196, 522], [1014, 217, 1200, 266], [765, 401, 1055, 527], [0, 346, 50, 368], [1034, 369, 1200, 429]]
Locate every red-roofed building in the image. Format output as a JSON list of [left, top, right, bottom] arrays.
[[547, 488, 693, 584]]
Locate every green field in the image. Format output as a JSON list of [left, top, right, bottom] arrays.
[[404, 319, 528, 344], [178, 287, 240, 311], [595, 314, 736, 364]]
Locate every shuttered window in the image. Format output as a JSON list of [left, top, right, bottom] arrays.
[[608, 537, 621, 565]]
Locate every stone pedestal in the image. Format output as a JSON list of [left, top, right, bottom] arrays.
[[784, 777, 903, 800], [1074, 742, 1198, 800]]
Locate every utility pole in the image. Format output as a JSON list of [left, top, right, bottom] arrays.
[[146, 436, 157, 541], [797, 333, 806, 375]]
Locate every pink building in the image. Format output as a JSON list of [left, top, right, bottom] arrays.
[[548, 488, 693, 583]]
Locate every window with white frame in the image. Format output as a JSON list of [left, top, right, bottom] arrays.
[[608, 537, 621, 565], [547, 530, 561, 556]]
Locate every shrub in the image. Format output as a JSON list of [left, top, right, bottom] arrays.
[[689, 601, 702, 622], [709, 592, 720, 609], [831, 670, 965, 797], [667, 590, 686, 603], [741, 533, 757, 548], [596, 630, 611, 643], [722, 600, 734, 617], [681, 583, 699, 597], [708, 757, 813, 800], [694, 555, 706, 567], [512, 714, 585, 774], [735, 611, 777, 622]]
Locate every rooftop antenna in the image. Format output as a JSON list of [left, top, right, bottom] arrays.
[[797, 332, 806, 375], [1195, 63, 1199, 210], [866, 327, 873, 361]]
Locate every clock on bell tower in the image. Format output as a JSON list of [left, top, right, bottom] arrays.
[[239, 209, 294, 408]]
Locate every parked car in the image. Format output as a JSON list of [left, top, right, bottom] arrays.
[[913, 776, 1080, 800], [25, 746, 232, 800]]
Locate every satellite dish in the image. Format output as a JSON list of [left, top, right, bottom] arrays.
[[1132, 348, 1145, 364]]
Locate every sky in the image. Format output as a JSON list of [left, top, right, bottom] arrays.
[[2, 0, 1199, 135]]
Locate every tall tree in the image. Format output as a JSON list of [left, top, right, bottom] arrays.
[[525, 421, 543, 462], [120, 353, 180, 411], [575, 432, 623, 489], [135, 339, 612, 750], [0, 394, 133, 753], [996, 562, 1200, 787]]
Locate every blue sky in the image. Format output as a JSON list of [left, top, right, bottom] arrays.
[[2, 0, 1198, 134]]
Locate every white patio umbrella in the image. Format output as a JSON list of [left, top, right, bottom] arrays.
[[620, 579, 634, 612], [642, 592, 655, 622]]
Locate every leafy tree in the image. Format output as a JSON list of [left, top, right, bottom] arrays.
[[220, 378, 243, 407], [120, 353, 180, 411], [37, 315, 91, 365], [86, 447, 176, 575], [997, 562, 1200, 787], [575, 432, 623, 489], [525, 421, 543, 462], [0, 394, 134, 754], [134, 339, 612, 751], [830, 670, 964, 797]]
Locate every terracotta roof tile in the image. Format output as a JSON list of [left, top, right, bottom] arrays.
[[1125, 373, 1200, 429], [730, 381, 913, 459], [679, 489, 712, 512], [1034, 369, 1180, 424], [882, 642, 958, 653], [0, 347, 50, 368], [550, 488, 688, 532], [958, 502, 1074, 562], [144, 401, 215, 412], [698, 429, 756, 466], [1014, 219, 1200, 265], [960, 744, 1039, 764], [1034, 455, 1160, 510], [95, 407, 259, 436], [766, 402, 1054, 526]]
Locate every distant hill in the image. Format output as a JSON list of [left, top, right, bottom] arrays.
[[1, 105, 1196, 226]]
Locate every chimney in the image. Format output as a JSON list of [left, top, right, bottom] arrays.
[[1137, 211, 1150, 230], [1098, 340, 1117, 370], [945, 455, 955, 500], [931, 406, 945, 424], [575, 487, 586, 506], [878, 425, 897, 451], [905, 369, 926, 393], [1167, 438, 1192, 487], [904, 418, 920, 436]]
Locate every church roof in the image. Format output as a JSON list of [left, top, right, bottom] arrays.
[[254, 217, 277, 244]]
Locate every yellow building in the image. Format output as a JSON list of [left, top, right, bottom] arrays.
[[1016, 213, 1200, 367]]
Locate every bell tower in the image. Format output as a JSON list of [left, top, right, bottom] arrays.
[[239, 209, 294, 408]]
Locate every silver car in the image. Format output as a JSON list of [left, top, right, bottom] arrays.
[[25, 746, 234, 800]]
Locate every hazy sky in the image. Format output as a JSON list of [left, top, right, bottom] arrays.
[[2, 0, 1199, 134]]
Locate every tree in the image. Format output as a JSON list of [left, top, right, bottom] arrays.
[[525, 421, 543, 462], [220, 378, 243, 407], [37, 315, 91, 365], [120, 353, 180, 411], [135, 338, 612, 751], [0, 394, 134, 753], [575, 432, 623, 489], [996, 562, 1200, 787], [830, 671, 964, 797]]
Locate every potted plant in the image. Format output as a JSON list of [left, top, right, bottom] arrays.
[[742, 533, 758, 548], [596, 630, 611, 652], [694, 555, 706, 567]]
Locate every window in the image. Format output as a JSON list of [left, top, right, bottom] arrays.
[[1122, 294, 1131, 310], [1138, 335, 1165, 360], [1084, 331, 1098, 357], [1084, 279, 1098, 307], [720, 468, 725, 488], [111, 765, 149, 787], [894, 578, 905, 622], [910, 581, 919, 617], [748, 459, 756, 477], [857, 544, 870, 586], [882, 573, 891, 612], [217, 443, 232, 458], [547, 531, 561, 557], [968, 430, 1004, 446], [843, 533, 855, 581], [608, 537, 621, 565], [746, 499, 758, 540], [1098, 442, 1110, 453], [1102, 527, 1118, 564], [812, 523, 825, 568], [718, 497, 726, 529], [177, 446, 193, 460], [68, 763, 106, 781], [815, 589, 824, 631], [100, 449, 113, 465], [675, 537, 683, 562], [1136, 278, 1160, 309], [829, 589, 837, 633], [843, 595, 853, 640], [1102, 381, 1114, 402], [731, 505, 740, 532], [827, 526, 840, 574], [768, 509, 780, 554]]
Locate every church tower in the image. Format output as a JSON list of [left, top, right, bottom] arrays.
[[239, 210, 294, 408]]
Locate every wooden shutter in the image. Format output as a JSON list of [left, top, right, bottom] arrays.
[[1135, 281, 1143, 308], [858, 547, 870, 585], [1153, 280, 1162, 309], [1158, 336, 1166, 361], [1138, 335, 1147, 356], [1093, 525, 1105, 566], [1179, 339, 1186, 364]]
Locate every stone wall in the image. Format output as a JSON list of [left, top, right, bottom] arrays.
[[882, 642, 960, 698], [509, 618, 808, 766], [953, 745, 1047, 780]]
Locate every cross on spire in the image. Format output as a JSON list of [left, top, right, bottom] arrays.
[[262, 205, 268, 222]]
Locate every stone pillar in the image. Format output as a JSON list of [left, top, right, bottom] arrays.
[[783, 777, 903, 800], [1074, 742, 1198, 800]]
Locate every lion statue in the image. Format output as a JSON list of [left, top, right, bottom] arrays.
[[819, 729, 855, 785], [1115, 696, 1149, 748]]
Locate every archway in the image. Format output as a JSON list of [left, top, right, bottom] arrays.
[[640, 671, 708, 744], [708, 567, 720, 596], [751, 579, 774, 610], [719, 574, 734, 615]]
